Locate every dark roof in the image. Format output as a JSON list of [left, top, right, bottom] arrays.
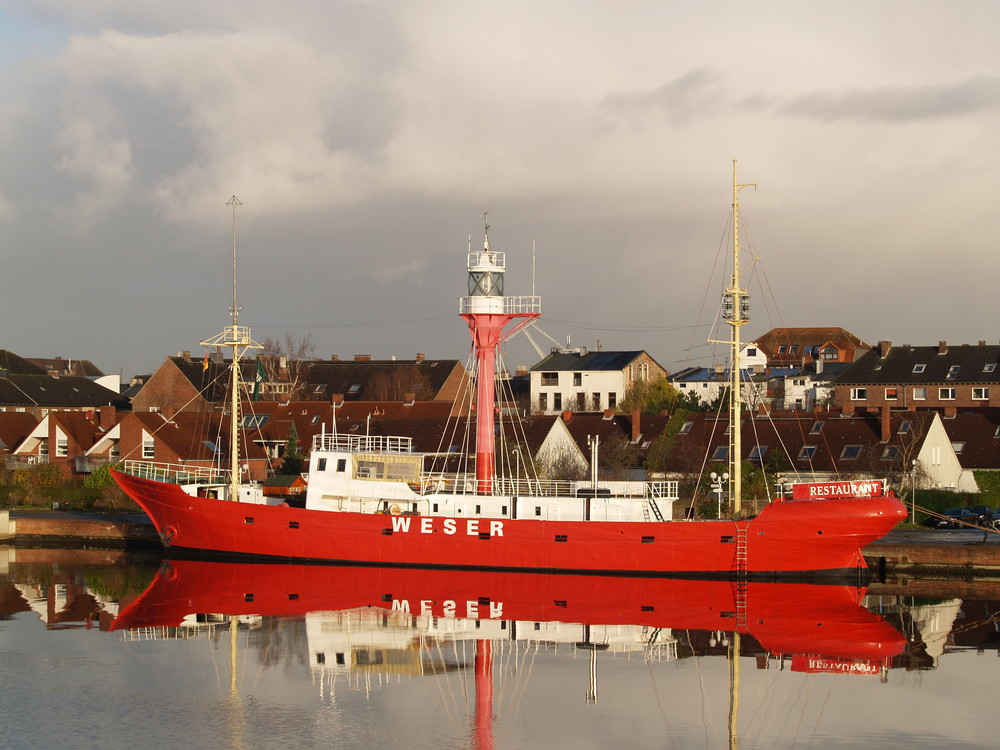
[[835, 344, 1000, 385], [307, 359, 462, 401], [0, 413, 39, 452], [25, 357, 105, 377], [0, 375, 118, 408], [531, 351, 654, 372], [937, 411, 1000, 469], [0, 351, 46, 375]]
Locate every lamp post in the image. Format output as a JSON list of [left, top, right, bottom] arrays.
[[710, 471, 730, 519], [911, 459, 917, 525]]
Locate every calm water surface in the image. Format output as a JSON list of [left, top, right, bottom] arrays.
[[0, 547, 996, 750]]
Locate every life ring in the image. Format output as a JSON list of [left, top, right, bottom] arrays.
[[390, 504, 402, 515]]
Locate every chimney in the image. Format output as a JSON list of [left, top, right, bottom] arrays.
[[354, 354, 372, 361], [516, 365, 527, 376], [938, 341, 947, 354], [881, 405, 890, 442], [330, 355, 340, 361], [99, 405, 116, 430], [878, 341, 891, 358], [979, 340, 986, 347], [602, 408, 615, 420], [415, 353, 425, 362], [562, 410, 573, 422], [844, 403, 855, 416], [331, 394, 344, 406], [945, 406, 957, 417], [404, 392, 415, 405], [631, 408, 641, 442], [815, 359, 824, 375]]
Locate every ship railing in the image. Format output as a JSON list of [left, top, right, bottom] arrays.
[[459, 295, 541, 315], [311, 434, 414, 454], [119, 460, 230, 485], [416, 474, 679, 499]]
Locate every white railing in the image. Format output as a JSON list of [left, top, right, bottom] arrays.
[[459, 295, 541, 315], [120, 460, 230, 484], [311, 434, 414, 454], [415, 474, 679, 499]]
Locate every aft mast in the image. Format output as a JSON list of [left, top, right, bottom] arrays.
[[724, 162, 756, 517], [200, 196, 262, 500]]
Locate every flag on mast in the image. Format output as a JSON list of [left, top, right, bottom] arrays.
[[252, 358, 266, 401]]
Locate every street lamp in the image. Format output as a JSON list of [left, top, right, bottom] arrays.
[[911, 459, 917, 524], [710, 471, 730, 519]]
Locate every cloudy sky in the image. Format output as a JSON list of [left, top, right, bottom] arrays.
[[2, 1, 1000, 380]]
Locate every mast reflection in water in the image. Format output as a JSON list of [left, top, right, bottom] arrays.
[[2, 554, 997, 749]]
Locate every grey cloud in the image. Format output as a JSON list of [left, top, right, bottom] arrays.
[[782, 75, 1000, 122], [601, 66, 725, 125]]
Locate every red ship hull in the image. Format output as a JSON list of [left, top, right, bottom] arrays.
[[111, 560, 906, 665], [113, 470, 906, 580]]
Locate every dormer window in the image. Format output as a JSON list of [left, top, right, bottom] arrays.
[[898, 420, 911, 434], [809, 421, 824, 434], [912, 364, 926, 373], [946, 365, 960, 379], [678, 421, 694, 434], [984, 363, 996, 373]]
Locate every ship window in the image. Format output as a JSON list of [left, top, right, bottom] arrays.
[[501, 505, 507, 514], [554, 535, 568, 543], [288, 593, 299, 600], [479, 532, 491, 540], [432, 503, 439, 512], [840, 445, 863, 459], [641, 536, 655, 544], [475, 504, 481, 514], [244, 593, 254, 602], [535, 506, 541, 516], [244, 517, 255, 524], [317, 458, 327, 471], [311, 415, 321, 424], [288, 521, 300, 529], [336, 458, 346, 472], [641, 605, 655, 612]]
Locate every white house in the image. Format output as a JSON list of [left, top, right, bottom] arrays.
[[529, 349, 667, 415]]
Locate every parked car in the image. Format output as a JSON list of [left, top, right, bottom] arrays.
[[970, 505, 993, 526], [991, 508, 1000, 529], [924, 508, 979, 529]]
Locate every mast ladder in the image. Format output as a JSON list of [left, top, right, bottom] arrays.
[[734, 526, 749, 578]]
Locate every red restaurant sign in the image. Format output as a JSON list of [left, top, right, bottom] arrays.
[[790, 655, 883, 675], [790, 479, 884, 500]]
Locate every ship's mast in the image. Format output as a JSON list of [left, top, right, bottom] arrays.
[[459, 216, 540, 493], [201, 196, 262, 501], [724, 161, 755, 517]]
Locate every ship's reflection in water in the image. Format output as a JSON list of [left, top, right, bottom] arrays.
[[2, 554, 998, 749]]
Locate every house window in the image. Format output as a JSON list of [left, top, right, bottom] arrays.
[[711, 446, 729, 461], [240, 414, 269, 428], [984, 363, 996, 373], [142, 438, 154, 459], [881, 445, 899, 460], [912, 364, 926, 374], [541, 372, 558, 386], [592, 393, 600, 410], [913, 387, 926, 400], [885, 387, 898, 400], [840, 445, 863, 459], [748, 445, 767, 463], [576, 392, 585, 410], [746, 348, 756, 357], [56, 436, 68, 457], [939, 387, 956, 400], [898, 421, 911, 434], [788, 345, 798, 354], [973, 387, 990, 400], [573, 372, 582, 387], [539, 394, 547, 411], [952, 441, 965, 454], [821, 346, 838, 360], [553, 393, 562, 411], [777, 345, 786, 354], [798, 445, 817, 459], [679, 421, 694, 434], [110, 441, 120, 460], [608, 393, 617, 408], [850, 388, 867, 401], [946, 365, 960, 379], [809, 421, 824, 434], [39, 439, 48, 458]]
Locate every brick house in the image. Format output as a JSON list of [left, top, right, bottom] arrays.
[[11, 407, 119, 477], [754, 327, 870, 368], [833, 341, 1000, 413]]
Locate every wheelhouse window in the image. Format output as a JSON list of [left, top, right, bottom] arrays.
[[850, 388, 867, 401]]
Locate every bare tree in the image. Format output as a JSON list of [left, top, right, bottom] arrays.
[[260, 334, 316, 400]]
